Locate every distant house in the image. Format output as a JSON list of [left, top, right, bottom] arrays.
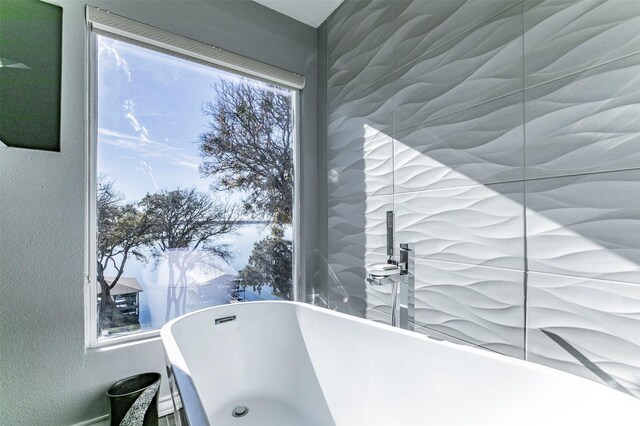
[[97, 277, 143, 326]]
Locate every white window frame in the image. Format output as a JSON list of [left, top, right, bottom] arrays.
[[84, 7, 303, 349]]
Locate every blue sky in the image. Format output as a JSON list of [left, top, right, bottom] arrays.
[[96, 35, 250, 203]]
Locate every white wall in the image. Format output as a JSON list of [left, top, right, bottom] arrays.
[[0, 1, 318, 424]]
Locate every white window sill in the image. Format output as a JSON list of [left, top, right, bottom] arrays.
[[86, 328, 162, 353]]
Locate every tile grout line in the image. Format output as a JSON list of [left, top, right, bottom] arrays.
[[324, 20, 331, 305], [521, 2, 530, 363], [368, 246, 640, 289], [529, 270, 640, 288], [327, 163, 640, 205], [392, 6, 397, 247], [392, 88, 524, 137], [363, 251, 526, 275], [526, 165, 640, 183], [523, 48, 640, 92], [329, 157, 640, 204]]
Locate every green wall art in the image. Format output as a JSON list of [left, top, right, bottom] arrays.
[[0, 0, 62, 151]]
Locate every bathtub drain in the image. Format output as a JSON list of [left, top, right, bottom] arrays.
[[232, 405, 249, 418]]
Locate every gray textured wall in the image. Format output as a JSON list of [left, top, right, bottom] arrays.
[[0, 0, 317, 424], [323, 0, 640, 397]]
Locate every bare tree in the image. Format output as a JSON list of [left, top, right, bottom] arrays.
[[198, 80, 293, 224], [96, 179, 150, 331], [140, 187, 239, 258]]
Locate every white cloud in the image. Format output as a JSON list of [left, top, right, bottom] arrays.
[[172, 160, 199, 170], [137, 161, 160, 190], [126, 112, 151, 142], [122, 100, 151, 143], [98, 40, 131, 83], [98, 127, 200, 170]]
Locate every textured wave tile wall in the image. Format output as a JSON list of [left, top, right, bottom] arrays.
[[328, 77, 394, 200], [524, 0, 640, 88], [327, 0, 394, 108], [327, 194, 394, 319], [364, 304, 393, 325], [327, 251, 386, 317], [328, 75, 394, 142], [328, 134, 393, 200], [394, 93, 524, 193], [527, 169, 640, 284], [527, 272, 640, 398], [525, 53, 640, 179], [325, 0, 640, 399], [326, 259, 367, 317], [393, 2, 523, 132], [412, 258, 524, 358], [393, 0, 520, 71], [395, 181, 525, 270], [328, 195, 392, 257]]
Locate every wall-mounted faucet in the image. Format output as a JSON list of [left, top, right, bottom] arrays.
[[367, 211, 414, 330]]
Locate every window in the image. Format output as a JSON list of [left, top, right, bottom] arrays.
[[87, 10, 300, 345]]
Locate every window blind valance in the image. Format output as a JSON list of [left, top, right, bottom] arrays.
[[86, 6, 305, 90]]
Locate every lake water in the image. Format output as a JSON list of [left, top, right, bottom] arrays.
[[101, 223, 291, 333]]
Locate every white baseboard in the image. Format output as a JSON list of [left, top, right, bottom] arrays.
[[70, 393, 179, 426]]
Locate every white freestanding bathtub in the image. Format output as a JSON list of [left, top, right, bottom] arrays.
[[161, 301, 640, 425]]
